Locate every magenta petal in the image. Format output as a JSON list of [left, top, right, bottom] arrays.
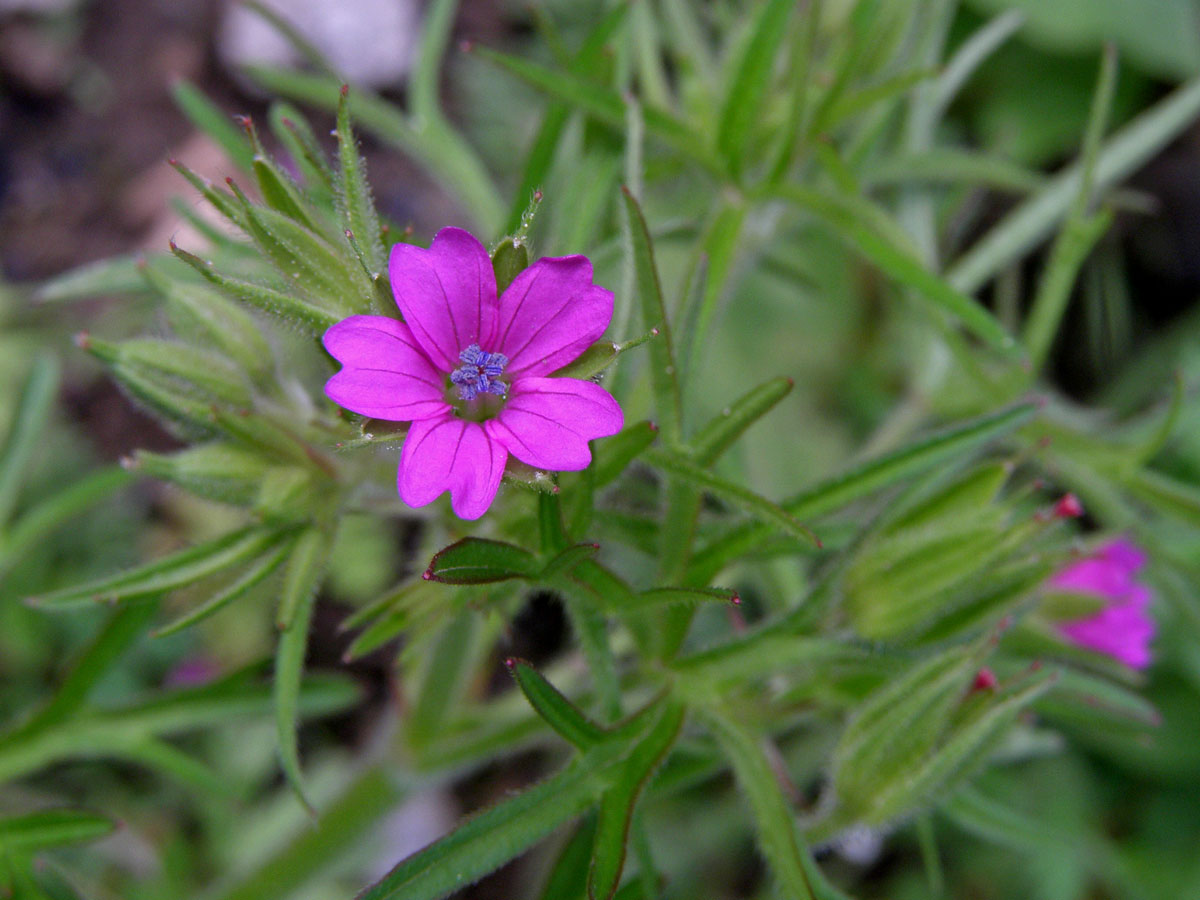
[[487, 376, 623, 470], [323, 316, 449, 420], [493, 256, 613, 377], [398, 415, 507, 519], [389, 227, 498, 371]]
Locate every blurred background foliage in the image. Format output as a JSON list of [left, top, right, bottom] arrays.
[[1, 0, 1199, 898]]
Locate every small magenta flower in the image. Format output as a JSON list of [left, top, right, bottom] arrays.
[[1048, 538, 1155, 669], [322, 227, 624, 519]]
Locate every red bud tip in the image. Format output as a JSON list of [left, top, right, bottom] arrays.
[[168, 240, 178, 251], [731, 593, 741, 606], [814, 536, 824, 550], [340, 83, 349, 97], [345, 229, 354, 239], [650, 327, 660, 336], [533, 189, 543, 201], [403, 225, 414, 236], [647, 421, 658, 432], [504, 656, 516, 669], [1053, 493, 1084, 519], [167, 157, 178, 166], [551, 484, 560, 493], [591, 543, 601, 550], [234, 114, 251, 127], [786, 377, 795, 387], [225, 176, 234, 186], [281, 117, 294, 128], [971, 667, 998, 691], [73, 331, 91, 349], [421, 569, 433, 581]]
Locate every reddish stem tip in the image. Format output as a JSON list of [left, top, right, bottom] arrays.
[[73, 331, 91, 349], [1053, 493, 1084, 519], [168, 240, 178, 251], [731, 593, 741, 606], [167, 157, 178, 166], [971, 667, 998, 691], [504, 657, 516, 669], [224, 176, 235, 186], [340, 83, 350, 97], [421, 570, 433, 581], [532, 189, 543, 201]]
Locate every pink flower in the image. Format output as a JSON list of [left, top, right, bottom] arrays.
[[1048, 538, 1155, 669], [322, 227, 624, 519]]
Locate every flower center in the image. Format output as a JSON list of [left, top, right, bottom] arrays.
[[450, 344, 509, 402]]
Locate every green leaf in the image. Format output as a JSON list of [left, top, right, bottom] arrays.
[[687, 403, 1038, 585], [622, 586, 740, 614], [423, 538, 540, 584], [0, 810, 115, 853], [335, 85, 386, 274], [540, 543, 601, 580], [29, 526, 292, 608], [769, 184, 1021, 356], [407, 612, 477, 748], [621, 188, 683, 444], [152, 542, 290, 638], [34, 254, 150, 303], [689, 375, 793, 467], [716, 0, 793, 173], [0, 468, 132, 579], [538, 817, 597, 900], [506, 658, 606, 750], [947, 73, 1200, 295], [210, 768, 405, 900], [171, 79, 255, 172], [505, 2, 631, 232], [589, 702, 685, 900], [643, 448, 819, 547], [475, 47, 724, 178], [702, 709, 844, 900], [594, 420, 658, 487], [275, 584, 316, 812], [12, 600, 159, 739], [0, 354, 59, 527], [276, 526, 333, 629], [169, 243, 340, 333], [673, 634, 850, 693]]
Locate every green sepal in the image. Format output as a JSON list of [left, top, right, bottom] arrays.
[[140, 265, 274, 385], [128, 443, 273, 507], [335, 85, 386, 274], [170, 242, 340, 333], [492, 235, 531, 294]]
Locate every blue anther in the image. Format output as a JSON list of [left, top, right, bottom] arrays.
[[451, 344, 509, 401]]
